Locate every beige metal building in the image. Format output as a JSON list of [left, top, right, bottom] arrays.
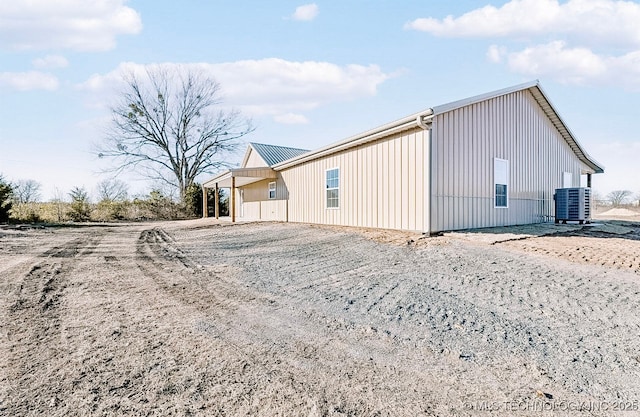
[[203, 81, 604, 233]]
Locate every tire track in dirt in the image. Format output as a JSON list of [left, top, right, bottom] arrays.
[[4, 221, 640, 416], [410, 242, 640, 400], [134, 227, 256, 316], [177, 226, 541, 414], [177, 222, 640, 415], [135, 227, 329, 368], [134, 227, 291, 375], [152, 226, 448, 415], [2, 225, 223, 416], [2, 232, 105, 414]]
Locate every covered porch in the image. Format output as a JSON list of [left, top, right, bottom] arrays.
[[202, 167, 277, 222]]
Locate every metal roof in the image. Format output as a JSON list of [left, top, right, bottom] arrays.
[[430, 80, 541, 115], [274, 81, 603, 174], [249, 142, 309, 167]]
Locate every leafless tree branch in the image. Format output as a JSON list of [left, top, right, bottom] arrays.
[[96, 179, 129, 202], [98, 66, 254, 200], [13, 179, 42, 203], [606, 190, 632, 206]]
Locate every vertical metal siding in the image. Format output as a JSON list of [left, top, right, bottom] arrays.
[[430, 89, 588, 232], [244, 149, 268, 167], [241, 179, 269, 202], [280, 128, 431, 232], [237, 176, 288, 221]]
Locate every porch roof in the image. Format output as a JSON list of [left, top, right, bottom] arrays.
[[202, 167, 277, 188]]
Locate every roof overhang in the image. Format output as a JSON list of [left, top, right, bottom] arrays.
[[203, 167, 277, 188], [527, 84, 604, 174]]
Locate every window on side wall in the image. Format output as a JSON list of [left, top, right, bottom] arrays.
[[326, 168, 339, 209], [268, 181, 276, 199], [494, 158, 508, 208]]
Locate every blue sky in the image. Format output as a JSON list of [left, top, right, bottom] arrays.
[[0, 0, 638, 200]]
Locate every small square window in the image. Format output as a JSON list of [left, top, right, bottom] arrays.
[[326, 168, 339, 208], [495, 184, 507, 207], [494, 158, 508, 208], [268, 182, 276, 199]]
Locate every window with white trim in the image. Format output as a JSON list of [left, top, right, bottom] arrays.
[[268, 181, 276, 199], [494, 158, 508, 208], [325, 168, 339, 208]]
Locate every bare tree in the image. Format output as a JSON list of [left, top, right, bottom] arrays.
[[96, 179, 129, 202], [98, 66, 254, 201], [607, 190, 632, 206], [51, 187, 67, 222], [13, 179, 41, 203]]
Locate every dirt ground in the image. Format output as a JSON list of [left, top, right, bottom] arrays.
[[1, 218, 640, 417]]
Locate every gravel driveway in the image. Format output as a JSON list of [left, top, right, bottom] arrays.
[[2, 219, 640, 416]]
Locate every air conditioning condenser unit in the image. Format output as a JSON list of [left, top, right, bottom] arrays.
[[554, 187, 591, 224]]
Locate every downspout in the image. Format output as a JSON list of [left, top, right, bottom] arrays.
[[416, 111, 434, 130], [416, 110, 434, 234]]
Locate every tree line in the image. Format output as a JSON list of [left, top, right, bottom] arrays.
[[2, 67, 249, 224], [2, 174, 638, 224], [0, 177, 227, 224]]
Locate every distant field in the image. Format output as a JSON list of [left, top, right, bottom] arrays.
[[1, 219, 639, 416]]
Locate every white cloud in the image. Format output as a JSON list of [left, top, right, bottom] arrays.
[[498, 41, 640, 89], [32, 55, 69, 69], [274, 113, 309, 124], [507, 41, 606, 83], [291, 3, 319, 21], [0, 71, 59, 91], [405, 0, 640, 48], [79, 59, 391, 123], [0, 0, 142, 51], [405, 0, 557, 38], [212, 59, 389, 107], [486, 45, 506, 63], [407, 0, 640, 90]]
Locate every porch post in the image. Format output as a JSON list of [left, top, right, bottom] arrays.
[[202, 185, 208, 218], [230, 177, 236, 223], [214, 183, 220, 219]]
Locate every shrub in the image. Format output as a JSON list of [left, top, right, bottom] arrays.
[[68, 187, 91, 222], [184, 183, 200, 217], [92, 200, 130, 221], [9, 202, 41, 223], [0, 176, 13, 223]]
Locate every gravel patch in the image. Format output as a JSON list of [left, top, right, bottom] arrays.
[[2, 220, 640, 416]]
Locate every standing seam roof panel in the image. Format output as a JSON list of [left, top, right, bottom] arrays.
[[249, 142, 309, 167]]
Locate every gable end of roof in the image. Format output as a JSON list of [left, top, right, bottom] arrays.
[[431, 81, 604, 174], [249, 142, 309, 167]]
